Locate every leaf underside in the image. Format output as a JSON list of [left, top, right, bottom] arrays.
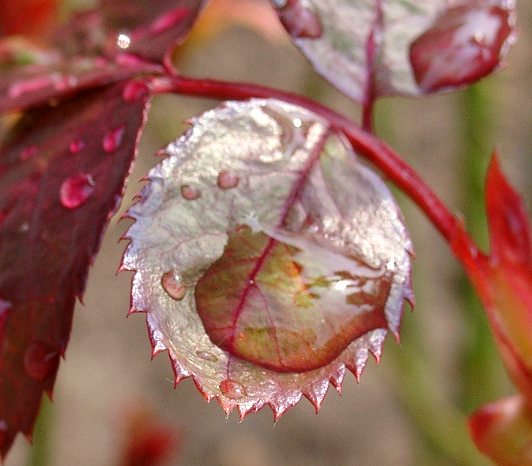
[[0, 81, 149, 456], [272, 0, 516, 103], [123, 99, 413, 418]]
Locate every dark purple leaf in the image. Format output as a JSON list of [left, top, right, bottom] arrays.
[[0, 81, 149, 457]]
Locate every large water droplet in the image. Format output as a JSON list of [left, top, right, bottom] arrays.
[[196, 351, 218, 362], [180, 184, 201, 200], [102, 125, 126, 153], [69, 139, 86, 155], [122, 81, 148, 102], [217, 171, 239, 190], [219, 379, 246, 399], [161, 271, 186, 301], [19, 145, 38, 161], [24, 341, 59, 381], [60, 173, 96, 209], [275, 0, 323, 39]]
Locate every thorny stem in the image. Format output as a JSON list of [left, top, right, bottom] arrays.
[[150, 75, 470, 250]]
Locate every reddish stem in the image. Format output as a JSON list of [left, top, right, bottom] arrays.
[[149, 75, 466, 247]]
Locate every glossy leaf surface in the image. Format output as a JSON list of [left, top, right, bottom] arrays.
[[123, 99, 412, 417], [0, 81, 149, 456], [271, 0, 516, 103]]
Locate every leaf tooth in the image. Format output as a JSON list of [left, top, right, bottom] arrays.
[[216, 396, 237, 417], [368, 329, 387, 363], [303, 379, 329, 413], [269, 391, 302, 422], [168, 354, 190, 388], [329, 366, 346, 394], [346, 347, 369, 383], [237, 400, 261, 421]]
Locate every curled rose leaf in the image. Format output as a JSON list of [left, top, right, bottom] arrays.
[[0, 81, 149, 457], [122, 99, 413, 418], [271, 0, 516, 104]]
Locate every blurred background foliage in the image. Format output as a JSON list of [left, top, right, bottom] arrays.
[[2, 0, 531, 465]]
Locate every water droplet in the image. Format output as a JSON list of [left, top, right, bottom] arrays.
[[24, 341, 59, 381], [0, 419, 8, 449], [122, 81, 148, 102], [59, 173, 96, 209], [276, 0, 323, 39], [69, 139, 85, 154], [161, 271, 186, 301], [217, 171, 239, 190], [20, 145, 38, 161], [196, 351, 218, 362], [219, 379, 246, 399], [293, 117, 302, 128], [116, 33, 131, 49], [102, 125, 126, 153], [180, 184, 201, 200]]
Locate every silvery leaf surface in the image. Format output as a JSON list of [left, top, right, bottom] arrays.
[[122, 99, 413, 418]]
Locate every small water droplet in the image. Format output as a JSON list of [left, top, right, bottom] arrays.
[[196, 351, 218, 362], [217, 171, 239, 190], [122, 81, 148, 102], [69, 139, 85, 154], [161, 271, 186, 301], [24, 341, 59, 381], [219, 379, 246, 399], [180, 184, 201, 200], [276, 0, 323, 39], [116, 33, 131, 49], [0, 419, 7, 449], [20, 145, 38, 161], [60, 173, 96, 209], [102, 125, 126, 153]]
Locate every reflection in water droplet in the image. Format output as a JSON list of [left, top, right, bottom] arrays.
[[196, 351, 218, 362], [102, 125, 126, 153], [116, 33, 131, 49], [293, 118, 302, 128], [20, 145, 38, 161], [217, 171, 239, 190], [60, 173, 96, 209], [24, 341, 59, 381], [161, 271, 186, 301], [180, 184, 201, 200], [219, 379, 246, 399], [69, 139, 86, 154], [122, 81, 148, 102]]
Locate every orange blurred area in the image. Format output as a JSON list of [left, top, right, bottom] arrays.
[[0, 0, 59, 39]]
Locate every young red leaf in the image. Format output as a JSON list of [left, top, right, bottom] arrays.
[[0, 81, 149, 457], [469, 395, 532, 466], [122, 99, 413, 418], [271, 0, 516, 104], [452, 154, 532, 402]]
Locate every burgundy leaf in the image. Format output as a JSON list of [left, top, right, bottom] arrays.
[[0, 55, 159, 113], [0, 81, 149, 457], [271, 0, 516, 104], [122, 99, 413, 418]]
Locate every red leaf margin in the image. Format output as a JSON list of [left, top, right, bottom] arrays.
[[0, 80, 149, 458]]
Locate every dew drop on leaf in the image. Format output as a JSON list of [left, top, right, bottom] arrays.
[[219, 379, 247, 399], [122, 81, 149, 102], [116, 33, 132, 50], [180, 184, 201, 201], [23, 341, 59, 382], [102, 125, 126, 153], [0, 420, 7, 450], [59, 173, 96, 209], [19, 145, 38, 161], [196, 351, 218, 362], [274, 0, 323, 39], [161, 271, 186, 301], [69, 139, 86, 155], [217, 170, 239, 190]]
